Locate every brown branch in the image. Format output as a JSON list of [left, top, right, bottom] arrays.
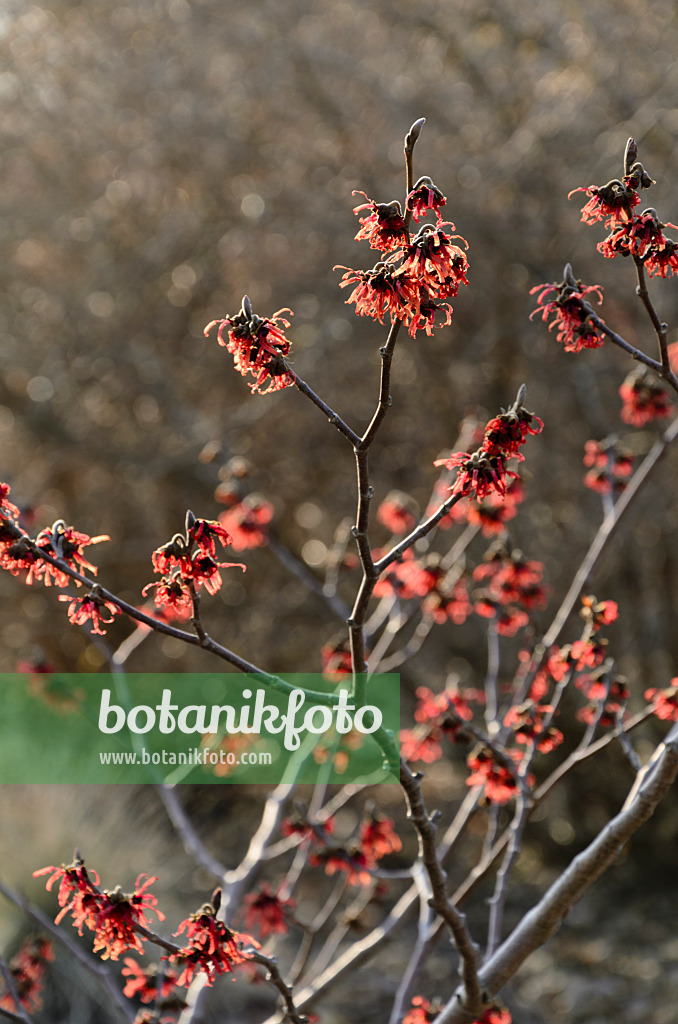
[[399, 760, 483, 1018], [435, 728, 678, 1023]]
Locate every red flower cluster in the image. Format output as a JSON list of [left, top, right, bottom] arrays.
[[583, 439, 634, 494], [242, 883, 296, 938], [309, 845, 372, 887], [570, 151, 678, 277], [377, 490, 417, 534], [0, 486, 110, 592], [337, 176, 468, 337], [144, 511, 244, 611], [435, 397, 542, 503], [169, 902, 258, 987], [598, 208, 678, 277], [204, 296, 294, 394], [503, 702, 563, 753], [530, 277, 606, 353], [373, 549, 441, 601], [281, 810, 335, 846], [473, 545, 546, 636], [619, 368, 672, 426], [400, 684, 477, 763], [466, 747, 530, 805], [645, 679, 678, 721], [569, 178, 642, 226], [359, 809, 403, 863], [217, 494, 273, 551], [0, 937, 53, 1014], [122, 958, 179, 1003], [33, 858, 163, 961], [465, 477, 525, 536]]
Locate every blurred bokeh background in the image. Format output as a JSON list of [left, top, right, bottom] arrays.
[[2, 0, 678, 1020]]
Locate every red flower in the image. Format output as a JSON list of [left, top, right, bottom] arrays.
[[359, 811, 402, 864], [474, 1007, 512, 1024], [309, 846, 372, 886], [466, 749, 530, 804], [645, 679, 678, 721], [122, 958, 178, 1003], [403, 995, 442, 1024], [204, 296, 294, 395], [422, 578, 472, 625], [352, 191, 407, 251], [33, 856, 99, 916], [568, 180, 640, 225], [504, 702, 563, 753], [401, 222, 469, 300], [34, 859, 162, 961], [374, 549, 440, 600], [89, 875, 164, 961], [0, 482, 20, 521], [336, 260, 417, 324], [580, 594, 618, 631], [473, 546, 546, 610], [142, 576, 193, 618], [436, 396, 540, 503], [59, 588, 120, 635], [320, 638, 353, 681], [474, 599, 530, 636], [436, 448, 514, 501], [583, 439, 634, 494], [242, 884, 295, 938], [217, 495, 273, 551], [414, 685, 474, 726], [169, 903, 258, 987], [22, 521, 109, 588], [184, 552, 246, 596], [377, 491, 417, 534], [465, 482, 523, 535], [619, 369, 672, 426], [406, 176, 447, 223], [530, 278, 606, 353], [281, 812, 335, 846], [570, 638, 608, 670], [482, 408, 544, 461], [0, 937, 53, 1014], [188, 517, 234, 558], [597, 209, 678, 277], [400, 726, 444, 764]]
